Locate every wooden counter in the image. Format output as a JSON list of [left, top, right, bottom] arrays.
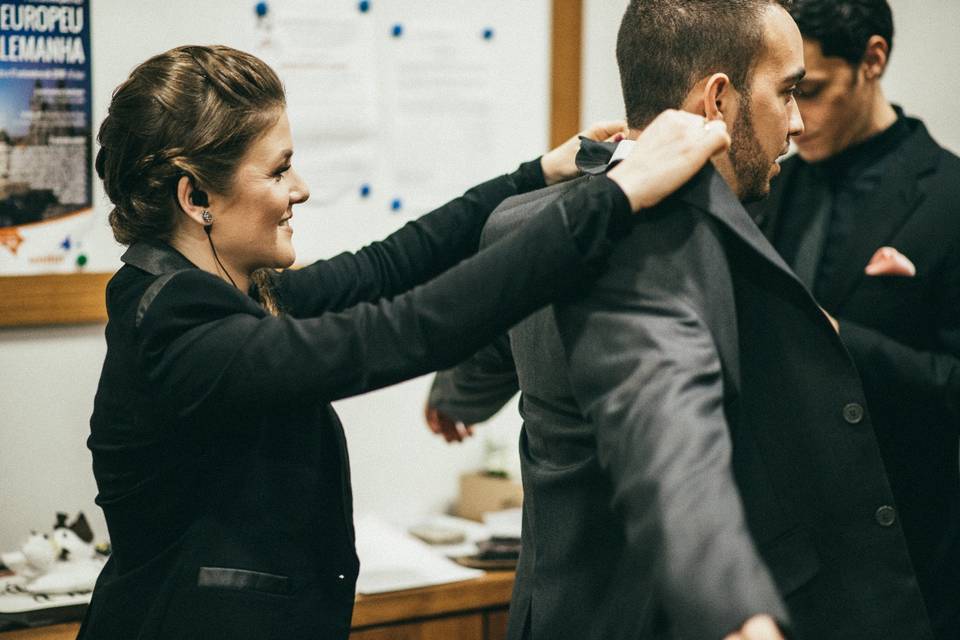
[[0, 571, 514, 640]]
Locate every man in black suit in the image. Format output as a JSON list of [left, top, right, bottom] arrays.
[[426, 1, 934, 639], [748, 1, 960, 637]]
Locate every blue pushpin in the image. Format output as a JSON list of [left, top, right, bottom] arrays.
[[390, 198, 403, 212], [60, 235, 71, 250], [482, 27, 495, 41], [255, 1, 268, 17], [360, 183, 372, 198], [358, 0, 370, 13], [391, 23, 403, 38]]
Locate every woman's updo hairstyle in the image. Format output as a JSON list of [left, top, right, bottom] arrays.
[[96, 45, 285, 245]]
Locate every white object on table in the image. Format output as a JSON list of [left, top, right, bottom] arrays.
[[354, 513, 482, 595]]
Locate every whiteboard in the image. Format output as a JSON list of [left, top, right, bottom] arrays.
[[6, 0, 550, 277]]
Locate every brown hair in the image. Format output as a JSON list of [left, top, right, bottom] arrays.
[[96, 45, 285, 245], [616, 0, 792, 128]]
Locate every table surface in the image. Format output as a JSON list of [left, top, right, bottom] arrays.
[[0, 571, 516, 638]]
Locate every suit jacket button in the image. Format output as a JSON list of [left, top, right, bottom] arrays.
[[843, 402, 864, 424], [875, 505, 897, 527]]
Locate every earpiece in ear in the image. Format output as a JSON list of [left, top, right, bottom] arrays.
[[201, 210, 213, 227], [190, 189, 210, 208]]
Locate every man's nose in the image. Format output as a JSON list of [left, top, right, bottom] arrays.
[[789, 99, 805, 138]]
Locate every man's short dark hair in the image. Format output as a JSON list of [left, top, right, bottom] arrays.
[[789, 0, 893, 66], [617, 0, 792, 129]]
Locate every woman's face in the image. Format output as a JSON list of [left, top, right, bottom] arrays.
[[210, 110, 309, 277]]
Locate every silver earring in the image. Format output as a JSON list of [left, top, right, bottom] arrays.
[[201, 210, 213, 225]]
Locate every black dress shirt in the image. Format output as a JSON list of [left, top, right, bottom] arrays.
[[813, 111, 911, 298]]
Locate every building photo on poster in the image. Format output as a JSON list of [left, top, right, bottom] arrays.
[[0, 0, 91, 275]]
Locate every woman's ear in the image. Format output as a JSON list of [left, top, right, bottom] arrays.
[[703, 72, 734, 124], [176, 175, 210, 227]]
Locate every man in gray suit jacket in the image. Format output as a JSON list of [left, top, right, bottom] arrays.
[[427, 1, 932, 639]]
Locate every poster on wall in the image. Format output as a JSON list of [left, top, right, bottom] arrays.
[[0, 0, 91, 275]]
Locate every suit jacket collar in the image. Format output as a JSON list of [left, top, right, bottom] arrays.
[[576, 137, 807, 290], [676, 165, 806, 290], [811, 116, 941, 310], [122, 241, 197, 276], [576, 138, 629, 175]]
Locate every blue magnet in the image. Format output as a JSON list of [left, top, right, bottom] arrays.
[[255, 1, 269, 17], [391, 23, 404, 38], [482, 27, 495, 40], [360, 183, 372, 198], [358, 0, 370, 13], [390, 198, 403, 212], [60, 236, 71, 250]]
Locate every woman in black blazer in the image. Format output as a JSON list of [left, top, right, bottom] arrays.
[[79, 45, 729, 639]]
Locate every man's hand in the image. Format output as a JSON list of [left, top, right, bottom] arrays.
[[608, 110, 731, 212], [541, 120, 628, 185], [723, 614, 786, 640], [424, 403, 475, 443]]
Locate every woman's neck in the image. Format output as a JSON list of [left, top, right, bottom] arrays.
[[169, 227, 249, 292]]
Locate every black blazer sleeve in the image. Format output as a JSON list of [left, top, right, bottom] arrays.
[[137, 178, 630, 419], [554, 209, 789, 639], [276, 160, 545, 317], [428, 334, 519, 425]]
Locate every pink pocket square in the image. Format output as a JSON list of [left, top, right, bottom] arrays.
[[865, 247, 916, 277]]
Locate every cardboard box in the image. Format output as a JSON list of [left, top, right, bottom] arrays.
[[456, 472, 523, 522]]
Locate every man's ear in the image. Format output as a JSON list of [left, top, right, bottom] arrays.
[[703, 73, 735, 125], [176, 175, 209, 227], [861, 35, 890, 80]]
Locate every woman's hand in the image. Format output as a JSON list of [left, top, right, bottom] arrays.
[[541, 120, 628, 186], [608, 110, 731, 212]]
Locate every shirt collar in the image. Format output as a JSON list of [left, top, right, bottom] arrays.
[[818, 105, 911, 180]]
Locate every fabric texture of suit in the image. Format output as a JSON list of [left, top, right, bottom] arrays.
[[430, 149, 933, 639], [752, 112, 960, 638], [79, 161, 633, 640]]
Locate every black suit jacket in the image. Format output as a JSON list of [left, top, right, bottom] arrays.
[[753, 115, 960, 638], [431, 164, 933, 639], [79, 163, 631, 640]]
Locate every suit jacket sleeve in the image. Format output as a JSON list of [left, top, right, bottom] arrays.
[[275, 160, 545, 317], [839, 249, 960, 428], [137, 178, 629, 419], [428, 334, 520, 425], [554, 209, 789, 639]]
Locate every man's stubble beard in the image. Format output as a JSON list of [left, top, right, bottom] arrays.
[[729, 92, 773, 204]]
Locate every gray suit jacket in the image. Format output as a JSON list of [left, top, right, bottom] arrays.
[[430, 166, 932, 640]]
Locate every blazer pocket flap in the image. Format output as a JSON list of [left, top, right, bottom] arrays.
[[197, 566, 290, 595], [760, 528, 821, 597]]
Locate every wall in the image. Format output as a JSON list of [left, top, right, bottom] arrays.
[[581, 0, 960, 155], [0, 0, 547, 551]]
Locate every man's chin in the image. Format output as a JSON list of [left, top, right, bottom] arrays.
[[741, 180, 773, 204], [795, 142, 830, 163]]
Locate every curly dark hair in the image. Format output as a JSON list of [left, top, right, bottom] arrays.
[[95, 45, 285, 246], [789, 0, 894, 65]]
